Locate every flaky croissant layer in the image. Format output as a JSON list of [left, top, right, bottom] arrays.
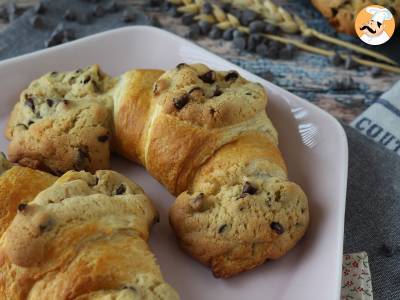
[[113, 63, 309, 278], [5, 63, 309, 279], [0, 169, 179, 299]]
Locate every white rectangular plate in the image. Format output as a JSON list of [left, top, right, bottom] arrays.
[[0, 26, 348, 300]]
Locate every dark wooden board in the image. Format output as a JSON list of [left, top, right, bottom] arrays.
[[0, 0, 399, 124]]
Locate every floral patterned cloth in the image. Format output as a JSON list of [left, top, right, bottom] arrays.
[[341, 252, 373, 300]]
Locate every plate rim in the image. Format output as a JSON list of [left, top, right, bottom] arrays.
[[0, 25, 348, 298]]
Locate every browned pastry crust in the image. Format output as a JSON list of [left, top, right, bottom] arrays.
[[0, 161, 56, 238], [5, 63, 309, 279], [5, 65, 116, 175], [311, 0, 400, 35], [0, 170, 179, 300], [113, 63, 309, 278]]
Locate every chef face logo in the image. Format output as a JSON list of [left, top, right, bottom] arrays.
[[355, 5, 395, 45]]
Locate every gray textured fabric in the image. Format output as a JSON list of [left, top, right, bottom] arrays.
[[0, 1, 400, 299], [344, 125, 400, 300], [0, 0, 150, 60]]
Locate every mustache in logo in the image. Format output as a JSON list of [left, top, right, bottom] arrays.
[[360, 25, 376, 34]]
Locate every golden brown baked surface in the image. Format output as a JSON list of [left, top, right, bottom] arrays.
[[113, 63, 309, 278], [311, 0, 400, 35], [0, 160, 56, 238], [0, 170, 179, 300], [5, 65, 116, 175], [5, 62, 309, 279]]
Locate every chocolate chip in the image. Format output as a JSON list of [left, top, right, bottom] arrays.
[[186, 24, 201, 40], [62, 99, 70, 105], [221, 2, 231, 12], [199, 70, 216, 84], [33, 2, 45, 14], [371, 67, 382, 78], [202, 3, 213, 14], [241, 9, 258, 26], [279, 45, 295, 60], [303, 35, 316, 44], [16, 123, 28, 130], [249, 20, 265, 33], [97, 135, 109, 143], [25, 97, 35, 112], [45, 37, 60, 48], [45, 25, 65, 48], [168, 6, 181, 18], [182, 14, 195, 26], [92, 4, 105, 17], [233, 36, 247, 51], [153, 214, 160, 223], [218, 224, 227, 234], [153, 79, 169, 96], [198, 21, 211, 35], [247, 34, 263, 52], [330, 52, 343, 66], [190, 193, 204, 211], [51, 71, 58, 76], [265, 24, 278, 34], [381, 242, 395, 257], [149, 0, 163, 7], [233, 30, 246, 39], [63, 28, 75, 43], [269, 41, 282, 51], [270, 222, 284, 235], [82, 76, 91, 84], [230, 8, 242, 20], [123, 285, 137, 292], [330, 76, 356, 90], [274, 189, 282, 202], [225, 71, 239, 82], [17, 203, 28, 211], [64, 9, 77, 21], [77, 147, 90, 167], [30, 15, 44, 28], [106, 1, 119, 13], [79, 12, 92, 24], [39, 218, 54, 233], [222, 28, 234, 40], [174, 94, 190, 110], [115, 184, 126, 195], [176, 63, 187, 70], [189, 87, 203, 95], [265, 46, 279, 59], [212, 89, 222, 97], [256, 43, 268, 56], [208, 26, 222, 39], [240, 181, 257, 197]]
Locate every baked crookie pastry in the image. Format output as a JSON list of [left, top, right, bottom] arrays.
[[0, 170, 179, 299], [5, 65, 116, 175], [311, 0, 400, 35], [6, 62, 309, 278], [113, 63, 309, 278]]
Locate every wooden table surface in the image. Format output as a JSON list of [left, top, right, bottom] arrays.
[[1, 0, 399, 124]]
